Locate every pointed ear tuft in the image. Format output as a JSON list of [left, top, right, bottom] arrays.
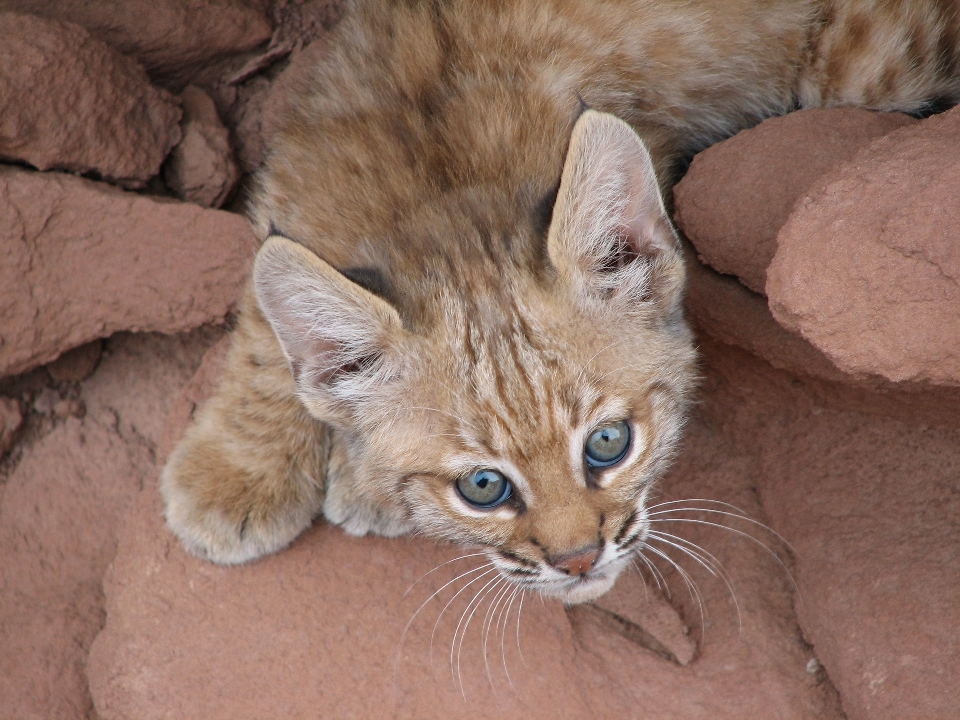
[[547, 110, 684, 311], [253, 235, 404, 413]]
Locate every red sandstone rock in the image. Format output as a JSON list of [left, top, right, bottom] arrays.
[[1, 0, 272, 87], [87, 342, 838, 720], [0, 331, 220, 720], [696, 346, 960, 720], [0, 396, 22, 458], [0, 166, 257, 378], [767, 105, 960, 386], [674, 109, 915, 293], [0, 13, 182, 188], [164, 86, 241, 208], [683, 241, 851, 384], [46, 340, 104, 383]]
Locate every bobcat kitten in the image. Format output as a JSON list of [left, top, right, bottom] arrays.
[[162, 0, 960, 604]]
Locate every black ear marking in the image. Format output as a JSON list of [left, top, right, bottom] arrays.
[[532, 181, 561, 239], [268, 222, 291, 239], [341, 266, 394, 304]]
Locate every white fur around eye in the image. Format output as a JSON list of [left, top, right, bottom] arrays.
[[586, 421, 649, 488]]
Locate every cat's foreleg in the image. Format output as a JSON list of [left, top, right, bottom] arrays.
[[161, 287, 329, 564]]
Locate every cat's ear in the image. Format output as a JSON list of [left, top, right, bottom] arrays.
[[547, 110, 684, 312], [253, 235, 405, 415]]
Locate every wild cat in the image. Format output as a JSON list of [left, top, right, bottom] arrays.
[[162, 0, 960, 605]]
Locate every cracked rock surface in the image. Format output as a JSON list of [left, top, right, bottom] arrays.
[[0, 12, 182, 186], [0, 166, 256, 377]]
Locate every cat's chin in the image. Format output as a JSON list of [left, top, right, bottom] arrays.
[[544, 567, 622, 606]]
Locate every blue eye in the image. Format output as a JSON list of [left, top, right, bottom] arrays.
[[457, 469, 512, 508], [585, 421, 631, 468]]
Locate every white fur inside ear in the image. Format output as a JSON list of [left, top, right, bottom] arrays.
[[548, 110, 679, 300], [253, 235, 403, 405]]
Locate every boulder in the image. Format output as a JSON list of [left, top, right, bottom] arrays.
[[164, 86, 241, 208], [0, 166, 257, 378], [690, 345, 960, 720], [674, 108, 915, 293], [0, 12, 182, 188], [0, 330, 217, 720], [0, 0, 272, 87], [767, 105, 960, 386]]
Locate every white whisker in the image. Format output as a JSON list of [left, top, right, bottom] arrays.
[[634, 552, 669, 596], [499, 586, 522, 695], [395, 561, 492, 683], [452, 574, 504, 696], [647, 530, 742, 633], [646, 500, 795, 554], [643, 544, 706, 632], [515, 590, 527, 668], [481, 579, 514, 688], [429, 566, 497, 668], [403, 551, 489, 598], [648, 517, 799, 596]]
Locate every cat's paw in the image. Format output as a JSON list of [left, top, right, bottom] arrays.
[[160, 444, 324, 565], [322, 477, 414, 538]]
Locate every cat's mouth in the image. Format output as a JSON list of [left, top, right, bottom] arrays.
[[551, 566, 622, 605], [495, 556, 627, 605]]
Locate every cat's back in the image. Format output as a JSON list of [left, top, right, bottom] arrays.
[[253, 0, 809, 325]]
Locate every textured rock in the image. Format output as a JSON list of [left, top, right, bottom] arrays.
[[683, 241, 851, 385], [699, 343, 960, 720], [674, 109, 915, 293], [761, 409, 960, 720], [0, 331, 219, 720], [767, 105, 960, 386], [0, 13, 182, 187], [0, 0, 272, 87], [0, 396, 22, 458], [87, 342, 838, 720], [164, 86, 241, 208], [0, 166, 257, 378], [46, 340, 104, 383]]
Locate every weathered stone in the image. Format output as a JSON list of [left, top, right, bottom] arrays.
[[0, 12, 182, 187], [0, 331, 219, 720], [230, 38, 332, 173], [0, 166, 257, 377], [0, 0, 272, 87], [767, 105, 960, 386], [0, 396, 22, 458], [46, 340, 104, 383], [674, 109, 915, 293], [698, 344, 960, 720], [164, 86, 241, 208]]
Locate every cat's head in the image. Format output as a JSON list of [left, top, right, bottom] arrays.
[[254, 110, 696, 604]]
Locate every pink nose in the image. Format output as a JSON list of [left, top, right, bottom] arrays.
[[552, 546, 601, 576]]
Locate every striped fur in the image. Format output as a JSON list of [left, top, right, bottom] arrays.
[[162, 0, 960, 603]]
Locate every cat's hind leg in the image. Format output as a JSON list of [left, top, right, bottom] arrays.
[[161, 288, 329, 564]]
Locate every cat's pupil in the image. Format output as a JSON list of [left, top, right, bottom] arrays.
[[584, 421, 631, 467], [457, 469, 512, 508]]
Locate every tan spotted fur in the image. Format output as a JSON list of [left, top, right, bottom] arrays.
[[162, 0, 960, 603]]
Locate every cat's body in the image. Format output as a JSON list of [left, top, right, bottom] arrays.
[[162, 0, 960, 604]]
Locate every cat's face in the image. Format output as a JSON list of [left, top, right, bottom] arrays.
[[255, 110, 695, 603], [385, 273, 693, 604]]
